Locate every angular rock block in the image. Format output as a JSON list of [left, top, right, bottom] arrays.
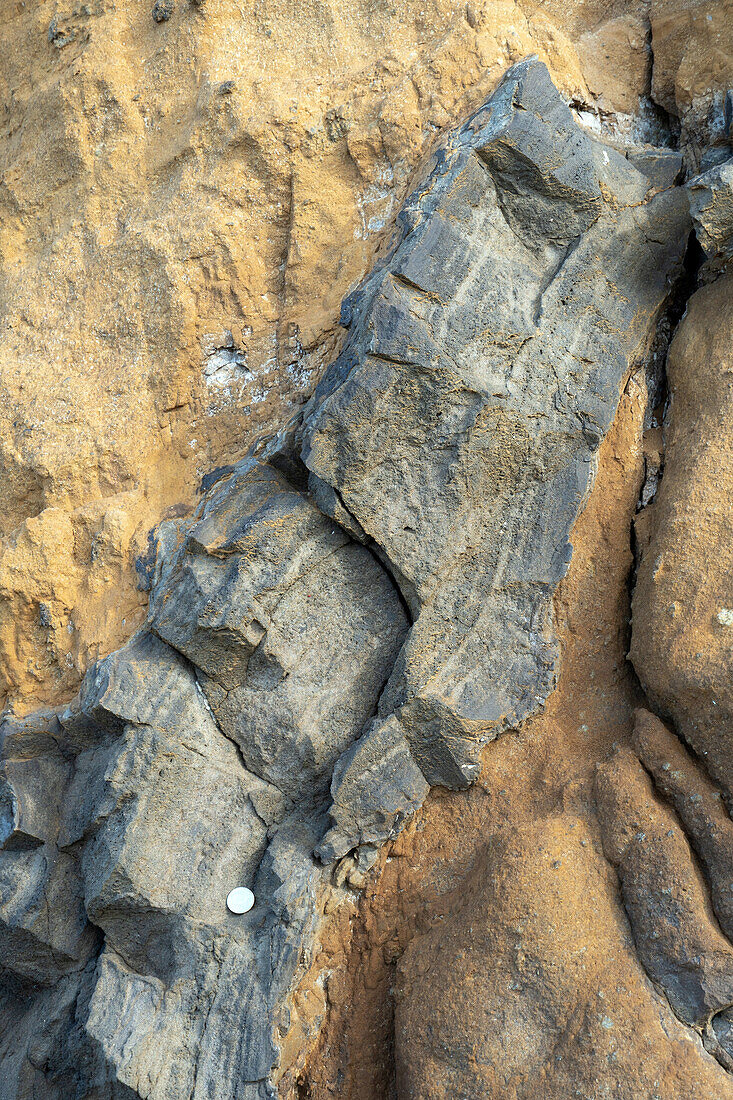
[[152, 460, 409, 801], [301, 57, 690, 792]]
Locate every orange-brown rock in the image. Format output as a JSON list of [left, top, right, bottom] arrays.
[[633, 708, 733, 943], [651, 0, 733, 161], [631, 276, 733, 798], [396, 815, 731, 1099]]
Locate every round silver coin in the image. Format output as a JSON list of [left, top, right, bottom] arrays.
[[226, 887, 255, 914]]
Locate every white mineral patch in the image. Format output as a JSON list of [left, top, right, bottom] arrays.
[[203, 345, 250, 388], [226, 887, 255, 914], [717, 608, 733, 627]]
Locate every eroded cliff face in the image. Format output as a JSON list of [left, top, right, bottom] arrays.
[[2, 6, 733, 1100], [2, 0, 730, 717], [1, 0, 593, 714]]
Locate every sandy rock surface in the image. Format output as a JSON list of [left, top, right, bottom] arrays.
[[4, 0, 732, 715], [0, 0, 591, 713], [631, 275, 733, 796]]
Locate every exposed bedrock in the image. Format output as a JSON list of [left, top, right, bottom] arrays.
[[630, 240, 733, 797], [0, 57, 710, 1099], [396, 815, 733, 1100], [301, 57, 689, 838]]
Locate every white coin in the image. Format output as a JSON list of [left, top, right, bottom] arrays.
[[226, 887, 255, 914]]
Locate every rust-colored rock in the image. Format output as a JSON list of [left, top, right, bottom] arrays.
[[631, 276, 733, 798], [397, 815, 731, 1100]]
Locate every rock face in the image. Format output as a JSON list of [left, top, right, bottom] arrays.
[[630, 267, 733, 797], [1, 56, 710, 1099], [3, 0, 732, 721], [302, 57, 689, 820], [0, 0, 594, 716], [309, 376, 733, 1099]]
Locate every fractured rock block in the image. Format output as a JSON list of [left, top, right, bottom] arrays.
[[301, 57, 690, 790], [0, 711, 97, 985], [152, 459, 409, 800], [316, 716, 429, 862], [689, 157, 733, 279], [631, 273, 733, 799]]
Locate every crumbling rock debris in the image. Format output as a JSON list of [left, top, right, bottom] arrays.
[[0, 58, 714, 1099]]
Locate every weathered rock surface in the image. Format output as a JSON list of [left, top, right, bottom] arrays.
[[634, 708, 733, 946], [396, 815, 733, 1099], [3, 46, 733, 1100], [689, 156, 733, 279], [631, 267, 733, 798], [299, 377, 733, 1099], [650, 0, 733, 168], [0, 0, 595, 715], [301, 56, 689, 836], [597, 741, 733, 1033], [151, 459, 409, 803], [3, 0, 731, 720]]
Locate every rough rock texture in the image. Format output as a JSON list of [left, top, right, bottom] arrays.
[[689, 157, 733, 278], [296, 374, 733, 1098], [0, 58, 704, 1098], [5, 12, 733, 1098], [300, 56, 689, 822], [397, 816, 732, 1099], [631, 266, 733, 798], [650, 0, 733, 167], [3, 0, 732, 719], [0, 0, 594, 715]]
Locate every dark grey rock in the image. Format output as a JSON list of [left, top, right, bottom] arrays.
[[151, 458, 409, 801], [688, 157, 733, 279], [152, 0, 174, 22], [300, 58, 690, 797], [596, 746, 733, 1031], [316, 716, 429, 862]]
